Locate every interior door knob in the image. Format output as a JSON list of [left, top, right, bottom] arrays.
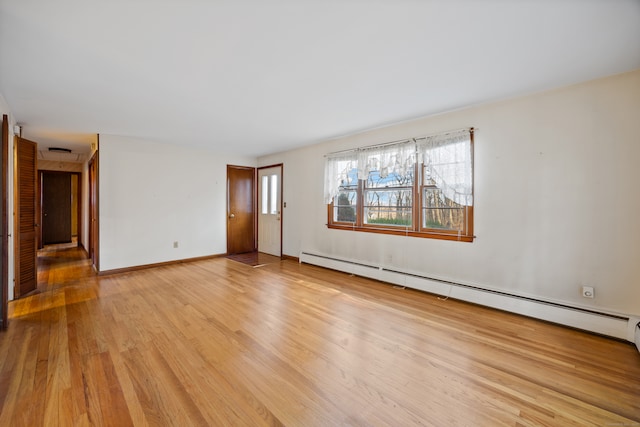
[[229, 213, 235, 219]]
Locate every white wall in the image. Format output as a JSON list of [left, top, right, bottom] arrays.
[[99, 135, 255, 271], [259, 70, 640, 318], [0, 93, 15, 301]]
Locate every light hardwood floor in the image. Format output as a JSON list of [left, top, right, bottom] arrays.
[[1, 245, 639, 426]]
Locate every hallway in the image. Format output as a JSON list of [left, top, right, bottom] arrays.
[[36, 243, 95, 293]]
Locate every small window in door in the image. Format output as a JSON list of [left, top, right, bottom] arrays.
[[270, 174, 278, 214], [261, 175, 269, 214], [261, 174, 279, 215]]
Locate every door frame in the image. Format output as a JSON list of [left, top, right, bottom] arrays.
[[226, 165, 257, 255], [38, 171, 82, 249], [1, 115, 8, 329], [88, 149, 99, 272], [257, 163, 283, 257]]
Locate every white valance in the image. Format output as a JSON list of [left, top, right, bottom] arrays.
[[417, 129, 473, 206], [356, 140, 416, 181], [324, 152, 357, 204]]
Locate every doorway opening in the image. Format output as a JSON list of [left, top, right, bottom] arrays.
[[39, 171, 81, 249], [226, 164, 284, 267], [13, 135, 96, 303]]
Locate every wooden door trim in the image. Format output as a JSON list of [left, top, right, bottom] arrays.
[[88, 147, 99, 272], [75, 172, 82, 249], [257, 163, 283, 257], [37, 170, 40, 249], [1, 115, 8, 329]]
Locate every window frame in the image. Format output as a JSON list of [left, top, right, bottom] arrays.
[[327, 129, 474, 242], [329, 166, 360, 227], [362, 167, 415, 230]]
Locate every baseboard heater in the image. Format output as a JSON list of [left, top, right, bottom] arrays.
[[300, 251, 639, 347]]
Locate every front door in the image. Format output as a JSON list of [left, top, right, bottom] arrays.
[[42, 172, 72, 245], [15, 136, 37, 297], [227, 165, 255, 255], [257, 165, 282, 257]]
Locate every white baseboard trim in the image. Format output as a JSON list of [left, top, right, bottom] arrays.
[[300, 251, 635, 343], [633, 320, 640, 352]]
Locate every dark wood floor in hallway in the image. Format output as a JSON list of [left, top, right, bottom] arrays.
[[1, 245, 639, 426]]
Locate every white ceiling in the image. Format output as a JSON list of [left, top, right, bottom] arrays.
[[1, 0, 639, 157]]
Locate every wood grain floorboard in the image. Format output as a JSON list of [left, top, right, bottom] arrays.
[[0, 245, 639, 426]]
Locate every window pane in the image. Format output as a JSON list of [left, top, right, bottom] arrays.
[[333, 190, 357, 223], [423, 187, 465, 230], [270, 174, 278, 214], [423, 208, 465, 230], [342, 167, 358, 188], [364, 189, 412, 226], [261, 175, 268, 214], [422, 140, 472, 206], [366, 170, 414, 189]]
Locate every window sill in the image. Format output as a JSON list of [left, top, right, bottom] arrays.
[[327, 223, 474, 242]]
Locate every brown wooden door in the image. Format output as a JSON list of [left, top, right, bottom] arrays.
[[1, 115, 8, 328], [227, 165, 255, 254], [15, 136, 38, 297], [42, 172, 72, 244]]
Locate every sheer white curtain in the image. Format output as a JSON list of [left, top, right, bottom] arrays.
[[356, 140, 416, 180], [324, 152, 357, 204], [324, 140, 416, 204], [417, 129, 473, 206], [325, 129, 472, 205]]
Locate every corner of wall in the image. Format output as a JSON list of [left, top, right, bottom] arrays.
[[628, 317, 640, 347]]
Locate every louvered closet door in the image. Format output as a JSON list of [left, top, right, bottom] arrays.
[[15, 136, 37, 297]]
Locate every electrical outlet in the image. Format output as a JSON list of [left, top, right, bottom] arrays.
[[582, 286, 594, 298], [173, 241, 179, 248]]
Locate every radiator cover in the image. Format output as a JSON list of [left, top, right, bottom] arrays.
[[300, 251, 633, 342]]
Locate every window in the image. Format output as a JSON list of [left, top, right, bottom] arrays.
[[261, 173, 279, 215], [270, 174, 278, 214], [327, 154, 358, 224], [261, 175, 269, 214], [325, 128, 474, 242], [333, 168, 358, 223], [363, 164, 414, 228]]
